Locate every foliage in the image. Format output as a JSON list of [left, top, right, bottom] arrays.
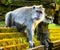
[[56, 0, 60, 4], [7, 0, 12, 5]]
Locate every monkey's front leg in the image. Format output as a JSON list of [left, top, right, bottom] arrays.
[[27, 24, 35, 48]]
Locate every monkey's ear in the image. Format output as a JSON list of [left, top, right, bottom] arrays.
[[39, 5, 43, 8]]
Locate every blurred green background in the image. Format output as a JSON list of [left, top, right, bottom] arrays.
[[0, 0, 60, 27]]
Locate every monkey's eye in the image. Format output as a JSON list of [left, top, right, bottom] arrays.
[[36, 10, 42, 13], [33, 6, 35, 9]]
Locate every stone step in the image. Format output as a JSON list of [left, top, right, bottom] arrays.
[[0, 27, 18, 33], [0, 33, 27, 39], [28, 40, 60, 50], [0, 38, 27, 47], [51, 40, 60, 50], [0, 27, 60, 41], [28, 45, 44, 50], [0, 43, 29, 50], [0, 27, 60, 33], [49, 28, 60, 33]]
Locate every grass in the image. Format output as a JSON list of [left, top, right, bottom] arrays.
[[0, 21, 5, 27], [48, 23, 60, 29]]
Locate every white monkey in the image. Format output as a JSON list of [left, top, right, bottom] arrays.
[[5, 5, 45, 48]]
